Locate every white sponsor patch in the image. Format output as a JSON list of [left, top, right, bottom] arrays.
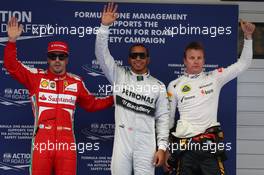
[[38, 92, 76, 106], [65, 83, 77, 92], [39, 79, 57, 91], [49, 81, 56, 90], [39, 78, 49, 89]]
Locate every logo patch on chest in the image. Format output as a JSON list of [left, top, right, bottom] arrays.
[[38, 92, 76, 106], [49, 81, 56, 90], [39, 78, 56, 91], [40, 79, 49, 88], [181, 85, 191, 94], [64, 83, 77, 92], [201, 89, 214, 95]]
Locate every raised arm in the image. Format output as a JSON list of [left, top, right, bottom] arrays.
[[8, 17, 23, 42], [241, 19, 255, 40], [215, 20, 255, 86], [95, 2, 120, 84], [4, 17, 23, 72], [4, 17, 38, 90]]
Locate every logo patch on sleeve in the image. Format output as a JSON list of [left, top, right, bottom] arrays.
[[167, 92, 173, 97], [217, 68, 223, 73]]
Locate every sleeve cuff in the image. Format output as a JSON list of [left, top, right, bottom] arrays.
[[97, 24, 110, 36], [158, 145, 167, 151], [7, 41, 16, 47], [244, 39, 252, 48], [244, 39, 252, 43], [100, 24, 110, 30]]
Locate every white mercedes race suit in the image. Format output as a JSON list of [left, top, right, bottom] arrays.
[[95, 24, 170, 175], [167, 39, 252, 138]]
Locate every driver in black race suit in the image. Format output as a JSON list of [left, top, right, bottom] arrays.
[[166, 20, 255, 175], [95, 2, 170, 175]]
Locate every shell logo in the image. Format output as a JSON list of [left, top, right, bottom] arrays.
[[41, 80, 49, 88]]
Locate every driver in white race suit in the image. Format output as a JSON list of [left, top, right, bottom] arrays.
[[166, 20, 255, 175], [95, 2, 170, 175]]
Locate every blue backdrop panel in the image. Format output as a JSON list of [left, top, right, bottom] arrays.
[[0, 1, 238, 174]]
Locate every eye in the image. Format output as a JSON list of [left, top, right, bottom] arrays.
[[198, 56, 204, 60]]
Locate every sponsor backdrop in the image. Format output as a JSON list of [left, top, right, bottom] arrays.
[[0, 0, 238, 174]]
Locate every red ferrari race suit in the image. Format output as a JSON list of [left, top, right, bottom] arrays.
[[4, 42, 113, 175]]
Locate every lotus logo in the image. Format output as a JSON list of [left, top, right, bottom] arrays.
[[181, 85, 191, 94]]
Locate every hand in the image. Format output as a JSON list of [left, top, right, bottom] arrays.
[[240, 19, 255, 40], [102, 2, 118, 26], [7, 17, 23, 42], [163, 149, 172, 172], [153, 149, 165, 167]]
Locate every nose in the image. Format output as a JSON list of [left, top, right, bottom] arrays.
[[135, 56, 142, 60], [54, 56, 61, 61], [194, 58, 200, 63]]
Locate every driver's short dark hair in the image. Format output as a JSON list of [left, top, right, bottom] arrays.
[[129, 43, 149, 57], [184, 41, 205, 59]]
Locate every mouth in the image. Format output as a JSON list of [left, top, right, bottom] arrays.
[[134, 63, 143, 68], [54, 64, 61, 68]]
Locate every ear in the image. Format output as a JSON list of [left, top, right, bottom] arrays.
[[183, 57, 186, 66], [128, 58, 132, 65], [146, 57, 150, 65], [65, 58, 69, 65]]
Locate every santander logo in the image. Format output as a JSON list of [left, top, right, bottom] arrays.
[[40, 95, 47, 100], [38, 92, 76, 106]]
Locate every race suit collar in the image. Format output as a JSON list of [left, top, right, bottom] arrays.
[[184, 71, 204, 79], [130, 69, 150, 81], [47, 69, 67, 80]]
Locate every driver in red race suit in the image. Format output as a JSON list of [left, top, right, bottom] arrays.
[[4, 17, 113, 175]]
